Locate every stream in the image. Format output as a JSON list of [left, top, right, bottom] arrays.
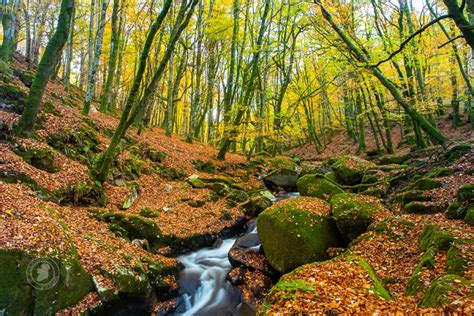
[[169, 192, 299, 316]]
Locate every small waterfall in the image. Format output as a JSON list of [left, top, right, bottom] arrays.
[[170, 192, 299, 315]]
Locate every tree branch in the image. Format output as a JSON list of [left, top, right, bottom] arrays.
[[371, 14, 451, 68], [438, 34, 464, 49]]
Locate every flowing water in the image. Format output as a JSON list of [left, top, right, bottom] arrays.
[[170, 192, 299, 316]]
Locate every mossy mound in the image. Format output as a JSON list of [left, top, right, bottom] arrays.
[[419, 224, 453, 252], [12, 143, 59, 173], [444, 144, 471, 163], [457, 184, 474, 202], [267, 156, 299, 171], [444, 200, 468, 220], [394, 190, 431, 204], [47, 125, 100, 166], [378, 152, 410, 165], [405, 178, 442, 191], [145, 149, 167, 163], [257, 197, 342, 273], [464, 205, 474, 226], [158, 166, 186, 180], [331, 155, 375, 185], [446, 245, 468, 276], [55, 181, 107, 206], [296, 174, 344, 201], [419, 274, 473, 307], [0, 249, 93, 315], [330, 193, 387, 243], [191, 159, 216, 174], [0, 83, 27, 114], [426, 167, 452, 178], [403, 201, 443, 214]]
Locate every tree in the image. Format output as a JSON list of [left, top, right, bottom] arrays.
[[93, 0, 198, 183], [0, 0, 20, 63], [315, 0, 448, 146], [16, 0, 75, 136]]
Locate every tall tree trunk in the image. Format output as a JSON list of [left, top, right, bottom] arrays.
[[82, 0, 108, 114], [100, 0, 120, 112], [63, 3, 75, 89], [0, 0, 20, 63], [16, 0, 75, 136]]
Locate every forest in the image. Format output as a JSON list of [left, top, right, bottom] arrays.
[[0, 0, 473, 314]]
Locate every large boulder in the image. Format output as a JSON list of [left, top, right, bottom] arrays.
[[296, 174, 344, 201], [330, 193, 388, 243], [257, 197, 342, 273], [331, 156, 375, 185], [263, 168, 299, 191]]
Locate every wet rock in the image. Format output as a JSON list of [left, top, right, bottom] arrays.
[[234, 233, 260, 248], [263, 168, 299, 191], [241, 191, 273, 217]]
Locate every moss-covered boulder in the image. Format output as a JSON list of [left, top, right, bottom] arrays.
[[419, 224, 454, 252], [378, 152, 410, 165], [12, 144, 59, 173], [331, 155, 375, 185], [394, 190, 431, 204], [403, 201, 444, 214], [0, 83, 27, 114], [330, 193, 387, 243], [405, 177, 442, 191], [146, 149, 167, 163], [457, 184, 474, 202], [426, 167, 452, 178], [419, 274, 473, 307], [464, 205, 474, 226], [444, 200, 468, 220], [186, 174, 206, 188], [192, 159, 216, 174], [267, 156, 299, 171], [0, 249, 93, 315], [257, 197, 342, 273], [446, 245, 468, 276], [296, 174, 344, 201], [444, 144, 471, 163]]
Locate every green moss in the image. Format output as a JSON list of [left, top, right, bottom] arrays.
[[226, 189, 249, 207], [139, 208, 160, 218], [116, 154, 151, 181], [406, 247, 438, 296], [331, 193, 384, 243], [445, 144, 471, 163], [146, 149, 167, 163], [47, 125, 100, 166], [444, 200, 467, 220], [207, 182, 229, 196], [378, 152, 410, 165], [406, 177, 442, 191], [54, 181, 107, 206], [357, 257, 392, 300], [192, 159, 216, 174], [394, 190, 431, 204], [332, 155, 375, 185], [158, 166, 186, 180], [464, 205, 474, 226], [446, 245, 467, 276], [0, 59, 13, 75], [457, 184, 474, 202], [404, 201, 443, 214], [43, 100, 61, 116], [120, 184, 139, 210], [12, 143, 59, 173], [426, 167, 452, 178], [419, 274, 473, 307], [100, 266, 151, 295], [419, 224, 454, 252], [257, 197, 342, 273], [268, 279, 315, 300], [296, 174, 343, 201], [0, 249, 93, 315], [186, 174, 206, 188], [268, 156, 298, 171], [0, 169, 54, 201]]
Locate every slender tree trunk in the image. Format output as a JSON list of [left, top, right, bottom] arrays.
[[16, 0, 75, 136], [100, 0, 120, 112], [63, 3, 75, 88], [0, 0, 20, 63], [82, 0, 108, 114]]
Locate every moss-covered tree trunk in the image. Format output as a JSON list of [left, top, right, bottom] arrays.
[[99, 0, 120, 112], [62, 3, 75, 89], [93, 0, 197, 183], [0, 0, 20, 63], [16, 0, 75, 136], [82, 0, 108, 115]]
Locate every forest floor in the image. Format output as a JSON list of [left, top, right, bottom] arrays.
[[0, 55, 473, 314]]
